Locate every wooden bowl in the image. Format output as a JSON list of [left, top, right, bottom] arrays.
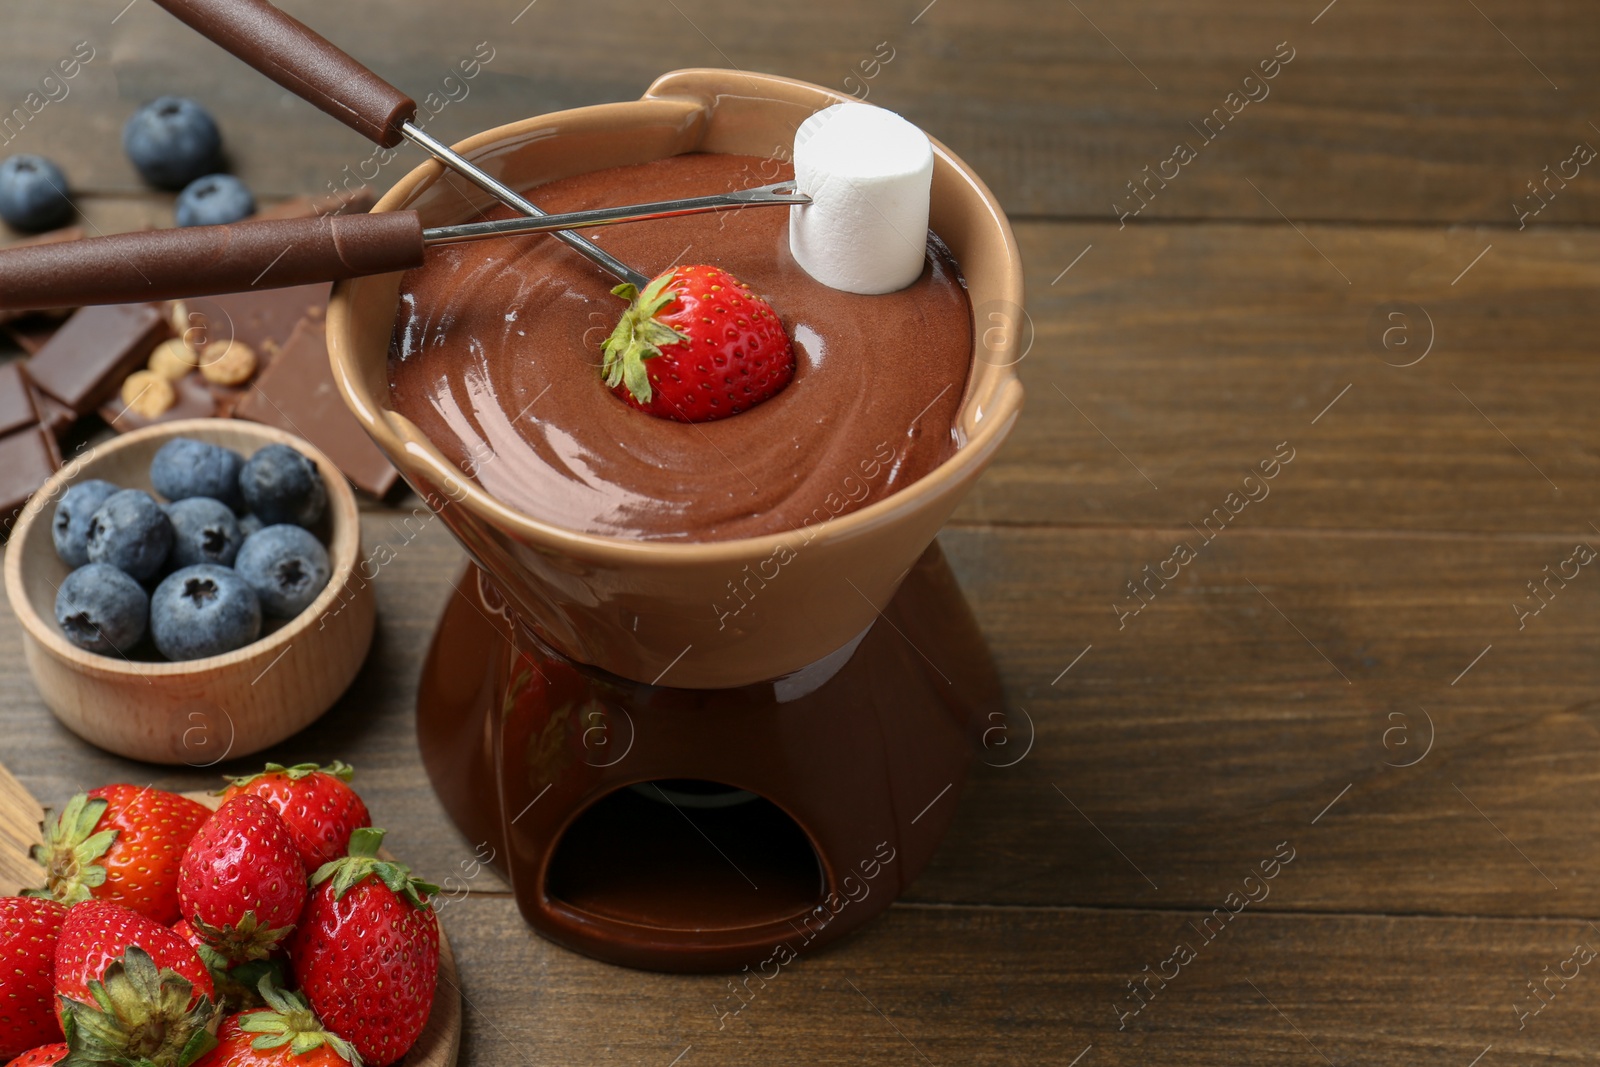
[[3, 419, 374, 765]]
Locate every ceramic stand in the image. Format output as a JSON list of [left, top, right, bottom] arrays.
[[416, 541, 1003, 973]]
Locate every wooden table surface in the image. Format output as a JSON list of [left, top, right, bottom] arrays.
[[5, 1, 1600, 1063]]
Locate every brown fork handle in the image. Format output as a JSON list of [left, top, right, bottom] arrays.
[[0, 213, 426, 311], [151, 0, 417, 147]]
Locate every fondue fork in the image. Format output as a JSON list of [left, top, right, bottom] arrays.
[[423, 183, 810, 244], [148, 0, 653, 289], [0, 184, 811, 311]]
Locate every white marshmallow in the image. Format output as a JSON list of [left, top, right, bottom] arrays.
[[789, 103, 934, 295]]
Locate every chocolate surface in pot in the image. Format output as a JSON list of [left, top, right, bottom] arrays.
[[386, 153, 971, 542]]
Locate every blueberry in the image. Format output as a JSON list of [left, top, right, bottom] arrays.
[[239, 445, 326, 528], [234, 524, 330, 618], [175, 174, 255, 228], [0, 155, 73, 232], [122, 97, 221, 190], [150, 564, 260, 661], [237, 513, 264, 538], [54, 563, 149, 655], [165, 497, 242, 569], [85, 489, 173, 581], [52, 479, 120, 568], [150, 437, 244, 508]]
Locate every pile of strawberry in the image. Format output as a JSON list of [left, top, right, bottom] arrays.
[[0, 763, 439, 1067]]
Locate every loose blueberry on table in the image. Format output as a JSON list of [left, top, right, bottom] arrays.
[[175, 174, 256, 228], [0, 154, 74, 233], [122, 96, 222, 191]]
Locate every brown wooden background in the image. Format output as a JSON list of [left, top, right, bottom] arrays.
[[4, 0, 1600, 1063]]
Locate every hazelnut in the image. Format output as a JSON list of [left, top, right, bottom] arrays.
[[199, 339, 258, 386], [119, 371, 176, 419], [147, 338, 199, 380]]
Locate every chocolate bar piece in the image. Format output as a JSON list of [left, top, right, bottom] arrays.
[[27, 303, 167, 414], [0, 425, 60, 531], [234, 316, 398, 498], [184, 284, 330, 415], [29, 386, 77, 438], [2, 312, 72, 355], [185, 284, 330, 354], [99, 372, 218, 433], [0, 362, 40, 438]]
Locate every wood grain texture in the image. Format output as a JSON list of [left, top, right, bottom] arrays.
[[10, 214, 1598, 535], [5, 515, 1598, 920], [0, 762, 44, 894], [957, 220, 1600, 533], [3, 0, 1600, 221], [430, 894, 1599, 1066], [2, 0, 1599, 1061]]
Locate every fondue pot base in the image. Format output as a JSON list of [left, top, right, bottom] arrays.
[[416, 541, 1004, 973]]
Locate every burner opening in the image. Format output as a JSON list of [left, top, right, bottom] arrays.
[[546, 779, 824, 931]]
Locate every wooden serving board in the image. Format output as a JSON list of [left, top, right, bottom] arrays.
[[0, 768, 459, 1067]]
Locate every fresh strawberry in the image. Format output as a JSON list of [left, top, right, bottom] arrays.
[[288, 829, 438, 1067], [195, 979, 358, 1067], [172, 921, 286, 1016], [178, 797, 306, 964], [4, 1043, 65, 1067], [219, 764, 370, 875], [53, 901, 217, 1067], [0, 898, 67, 1058], [28, 786, 211, 923], [601, 264, 795, 422]]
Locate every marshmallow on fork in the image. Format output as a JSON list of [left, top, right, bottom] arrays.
[[789, 103, 934, 295]]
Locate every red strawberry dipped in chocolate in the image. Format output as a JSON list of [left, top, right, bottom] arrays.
[[178, 797, 307, 964], [29, 787, 211, 923], [289, 829, 438, 1067], [601, 264, 796, 422], [53, 901, 218, 1067], [219, 764, 371, 875], [5, 1043, 66, 1067], [0, 898, 67, 1059], [194, 979, 358, 1067]]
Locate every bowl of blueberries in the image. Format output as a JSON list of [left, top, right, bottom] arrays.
[[3, 419, 374, 764]]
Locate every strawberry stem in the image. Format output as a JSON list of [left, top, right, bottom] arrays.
[[599, 271, 688, 405], [311, 828, 440, 910], [25, 794, 115, 906], [239, 977, 362, 1066], [58, 946, 218, 1067], [220, 761, 354, 793]]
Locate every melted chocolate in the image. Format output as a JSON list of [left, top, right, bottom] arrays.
[[387, 153, 971, 541]]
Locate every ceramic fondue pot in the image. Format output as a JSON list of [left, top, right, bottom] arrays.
[[328, 68, 1023, 971]]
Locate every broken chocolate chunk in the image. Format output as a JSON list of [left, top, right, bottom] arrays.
[[234, 315, 397, 498], [0, 425, 60, 531], [27, 303, 167, 414], [0, 361, 41, 438]]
